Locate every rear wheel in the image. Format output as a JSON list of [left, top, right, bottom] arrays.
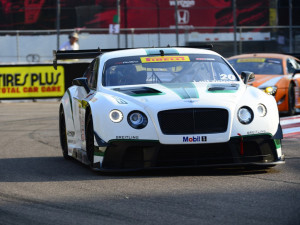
[[287, 83, 296, 116], [85, 112, 95, 165], [59, 107, 70, 159]]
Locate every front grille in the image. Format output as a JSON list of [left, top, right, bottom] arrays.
[[158, 108, 228, 135]]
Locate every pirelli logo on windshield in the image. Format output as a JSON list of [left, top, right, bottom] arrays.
[[0, 66, 65, 99], [141, 56, 190, 63]]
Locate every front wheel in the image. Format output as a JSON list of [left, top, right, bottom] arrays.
[[287, 83, 296, 116], [85, 112, 95, 166], [59, 107, 71, 159]]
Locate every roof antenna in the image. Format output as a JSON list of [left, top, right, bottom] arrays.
[[160, 50, 165, 56]]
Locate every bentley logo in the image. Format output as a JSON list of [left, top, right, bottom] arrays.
[[184, 99, 199, 103]]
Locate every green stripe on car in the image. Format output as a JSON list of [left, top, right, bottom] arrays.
[[161, 82, 199, 99]]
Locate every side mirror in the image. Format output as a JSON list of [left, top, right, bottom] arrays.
[[72, 77, 90, 93], [241, 71, 255, 84], [292, 69, 300, 78]]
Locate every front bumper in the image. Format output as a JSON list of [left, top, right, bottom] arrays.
[[95, 135, 284, 170]]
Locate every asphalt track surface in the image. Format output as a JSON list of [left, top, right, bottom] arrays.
[[0, 102, 299, 225]]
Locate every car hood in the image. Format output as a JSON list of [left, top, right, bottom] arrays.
[[249, 74, 284, 88], [105, 82, 245, 111]]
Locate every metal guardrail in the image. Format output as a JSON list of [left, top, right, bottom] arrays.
[[1, 26, 300, 63]]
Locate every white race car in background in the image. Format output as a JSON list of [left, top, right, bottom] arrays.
[[54, 46, 284, 171]]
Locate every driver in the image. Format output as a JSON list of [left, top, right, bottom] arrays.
[[116, 65, 137, 85]]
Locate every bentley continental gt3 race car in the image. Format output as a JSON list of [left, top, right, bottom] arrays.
[[54, 46, 284, 171]]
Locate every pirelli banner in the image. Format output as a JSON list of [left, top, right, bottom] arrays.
[[0, 63, 89, 100]]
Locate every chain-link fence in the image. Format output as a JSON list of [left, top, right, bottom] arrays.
[[1, 26, 300, 63]]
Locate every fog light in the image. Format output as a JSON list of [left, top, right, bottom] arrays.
[[109, 110, 123, 123]]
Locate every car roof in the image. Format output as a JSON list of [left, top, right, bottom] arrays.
[[98, 47, 221, 61], [228, 53, 295, 60]]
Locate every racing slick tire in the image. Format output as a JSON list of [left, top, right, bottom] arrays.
[[85, 112, 95, 166], [287, 83, 296, 116], [59, 106, 71, 160]]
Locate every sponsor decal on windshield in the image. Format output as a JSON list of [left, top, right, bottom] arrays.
[[195, 58, 215, 61], [237, 58, 265, 63], [141, 56, 190, 63], [114, 60, 139, 65], [266, 59, 281, 64]]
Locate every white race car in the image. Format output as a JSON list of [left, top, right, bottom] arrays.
[[54, 46, 284, 171]]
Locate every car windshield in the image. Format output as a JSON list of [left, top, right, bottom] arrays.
[[103, 54, 238, 86], [228, 57, 283, 75]]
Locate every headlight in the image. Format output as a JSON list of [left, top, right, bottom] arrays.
[[109, 110, 123, 123], [257, 104, 267, 117], [263, 86, 277, 96], [127, 111, 148, 129], [237, 106, 254, 124]]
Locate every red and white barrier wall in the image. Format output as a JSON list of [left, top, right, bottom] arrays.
[[280, 115, 300, 139]]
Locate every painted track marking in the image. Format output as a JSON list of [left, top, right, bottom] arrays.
[[280, 115, 300, 139]]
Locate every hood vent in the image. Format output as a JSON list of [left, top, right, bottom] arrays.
[[114, 87, 163, 96], [207, 83, 239, 92]]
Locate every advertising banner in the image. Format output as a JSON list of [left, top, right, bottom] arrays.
[[0, 0, 270, 30], [0, 65, 65, 99]]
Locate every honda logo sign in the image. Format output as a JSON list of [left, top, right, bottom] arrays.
[[177, 10, 190, 24]]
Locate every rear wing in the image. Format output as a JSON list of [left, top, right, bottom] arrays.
[[52, 45, 214, 69], [53, 48, 101, 70], [52, 47, 137, 69]]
